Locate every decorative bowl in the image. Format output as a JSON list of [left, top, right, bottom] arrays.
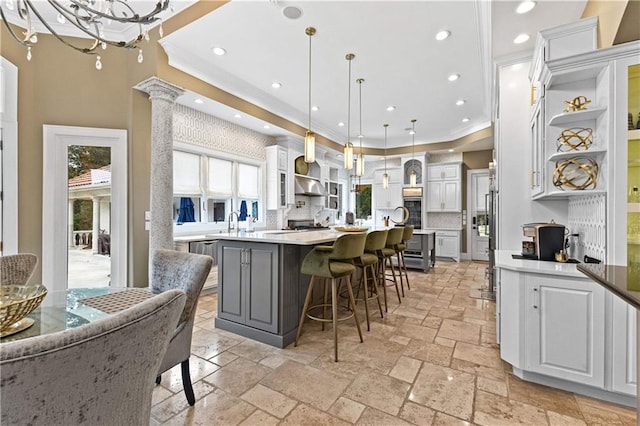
[[0, 284, 48, 335]]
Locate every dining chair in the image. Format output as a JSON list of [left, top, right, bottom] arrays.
[[0, 289, 186, 425], [151, 249, 213, 406], [0, 253, 38, 286]]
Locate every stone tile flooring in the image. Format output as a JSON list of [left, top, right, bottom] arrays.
[[153, 260, 637, 425]]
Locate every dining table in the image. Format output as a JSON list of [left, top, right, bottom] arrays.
[[1, 287, 156, 343]]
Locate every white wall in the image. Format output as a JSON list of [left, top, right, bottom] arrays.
[[496, 59, 567, 252]]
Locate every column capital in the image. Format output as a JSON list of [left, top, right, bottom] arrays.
[[134, 77, 184, 103]]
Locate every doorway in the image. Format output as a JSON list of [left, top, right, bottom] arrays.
[[468, 169, 489, 261], [42, 125, 127, 292]]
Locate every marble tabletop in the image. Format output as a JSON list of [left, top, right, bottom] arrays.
[[577, 263, 640, 310], [495, 250, 586, 278]]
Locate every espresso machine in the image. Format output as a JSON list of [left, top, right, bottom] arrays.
[[522, 222, 566, 261]]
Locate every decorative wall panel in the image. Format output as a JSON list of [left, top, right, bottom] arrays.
[[568, 193, 606, 261], [173, 104, 276, 160], [427, 212, 462, 229]]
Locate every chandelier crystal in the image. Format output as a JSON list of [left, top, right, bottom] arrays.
[[304, 27, 316, 163], [344, 53, 355, 170], [0, 0, 171, 69]]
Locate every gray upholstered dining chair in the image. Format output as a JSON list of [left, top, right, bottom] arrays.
[[151, 249, 213, 406], [0, 289, 186, 426], [0, 253, 38, 286]]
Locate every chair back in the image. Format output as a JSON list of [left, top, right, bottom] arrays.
[[385, 227, 405, 247], [402, 225, 415, 242], [329, 232, 367, 261], [151, 250, 213, 328], [0, 290, 186, 426], [365, 230, 389, 252], [1, 254, 38, 286]]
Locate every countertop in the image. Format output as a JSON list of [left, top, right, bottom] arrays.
[[495, 250, 586, 278], [577, 264, 640, 309], [174, 234, 217, 243]]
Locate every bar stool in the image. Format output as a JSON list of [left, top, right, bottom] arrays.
[[377, 227, 404, 312], [396, 225, 414, 292], [296, 232, 366, 362], [354, 229, 387, 331]]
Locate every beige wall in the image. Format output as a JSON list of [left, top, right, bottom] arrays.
[[582, 0, 629, 48], [2, 26, 156, 285]]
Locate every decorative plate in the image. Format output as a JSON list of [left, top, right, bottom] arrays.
[[295, 156, 309, 175]]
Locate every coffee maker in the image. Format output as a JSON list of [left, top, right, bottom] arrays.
[[522, 223, 566, 261]]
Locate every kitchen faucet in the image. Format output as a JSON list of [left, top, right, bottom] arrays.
[[228, 211, 240, 233]]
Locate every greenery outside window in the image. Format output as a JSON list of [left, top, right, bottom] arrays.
[[356, 184, 372, 220]]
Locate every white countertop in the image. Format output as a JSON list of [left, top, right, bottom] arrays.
[[413, 229, 436, 235], [174, 235, 217, 243], [424, 228, 463, 232], [495, 250, 585, 278]]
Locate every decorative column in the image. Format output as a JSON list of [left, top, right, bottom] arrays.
[[68, 199, 75, 247], [134, 77, 184, 256], [92, 196, 101, 254]]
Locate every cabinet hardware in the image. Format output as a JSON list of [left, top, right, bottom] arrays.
[[530, 85, 536, 106], [530, 170, 534, 189], [533, 287, 538, 309]]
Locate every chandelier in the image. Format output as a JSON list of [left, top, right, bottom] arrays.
[[303, 26, 316, 163], [0, 0, 171, 70], [343, 53, 355, 170], [355, 77, 365, 177]]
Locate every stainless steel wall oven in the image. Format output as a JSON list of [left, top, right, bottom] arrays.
[[402, 187, 422, 229]]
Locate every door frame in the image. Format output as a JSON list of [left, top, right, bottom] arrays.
[[1, 57, 18, 255], [42, 125, 127, 291], [467, 168, 490, 261]]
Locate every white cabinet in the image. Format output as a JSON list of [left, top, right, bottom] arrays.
[[524, 274, 605, 387], [426, 162, 461, 212], [434, 230, 459, 261], [611, 294, 637, 396], [530, 100, 545, 198], [373, 169, 402, 210], [265, 146, 289, 209]]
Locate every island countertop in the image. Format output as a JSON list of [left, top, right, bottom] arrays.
[[578, 263, 640, 309], [207, 227, 435, 246]]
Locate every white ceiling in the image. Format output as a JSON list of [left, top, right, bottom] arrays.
[[160, 0, 587, 152]]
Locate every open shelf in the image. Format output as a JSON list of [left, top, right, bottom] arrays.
[[533, 188, 607, 200], [548, 107, 607, 126], [548, 148, 606, 162]]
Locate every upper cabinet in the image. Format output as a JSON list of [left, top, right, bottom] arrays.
[[265, 146, 290, 209], [426, 162, 461, 212], [373, 168, 402, 210], [528, 18, 640, 200]]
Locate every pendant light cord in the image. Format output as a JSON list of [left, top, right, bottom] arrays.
[[308, 31, 312, 131], [384, 124, 388, 171], [347, 57, 352, 149]]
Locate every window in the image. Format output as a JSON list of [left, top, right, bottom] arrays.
[[356, 184, 372, 220], [173, 149, 263, 227]]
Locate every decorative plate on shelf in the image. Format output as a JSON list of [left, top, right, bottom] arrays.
[[294, 156, 309, 175]]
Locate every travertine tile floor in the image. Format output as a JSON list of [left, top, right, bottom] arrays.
[[152, 260, 636, 425]]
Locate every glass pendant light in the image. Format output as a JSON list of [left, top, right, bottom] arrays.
[[410, 119, 417, 188], [383, 124, 389, 189], [344, 53, 355, 170], [356, 78, 365, 177], [304, 27, 316, 163]]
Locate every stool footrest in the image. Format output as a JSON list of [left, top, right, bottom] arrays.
[[306, 304, 355, 323]]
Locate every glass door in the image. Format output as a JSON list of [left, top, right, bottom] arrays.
[[628, 64, 640, 269]]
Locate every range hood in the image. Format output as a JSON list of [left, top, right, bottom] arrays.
[[294, 174, 328, 197]]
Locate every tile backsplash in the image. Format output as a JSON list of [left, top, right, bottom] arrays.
[[567, 193, 606, 261], [427, 212, 462, 229]]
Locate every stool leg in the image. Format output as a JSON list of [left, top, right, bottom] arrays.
[[332, 277, 339, 362], [401, 250, 410, 290], [345, 275, 364, 343], [361, 266, 371, 331], [378, 258, 389, 312], [396, 252, 406, 297], [322, 278, 329, 332], [296, 275, 316, 346], [370, 263, 384, 318], [387, 256, 402, 304]]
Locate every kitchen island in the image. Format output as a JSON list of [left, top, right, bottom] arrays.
[[210, 228, 434, 348]]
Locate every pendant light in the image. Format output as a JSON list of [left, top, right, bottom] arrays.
[[344, 53, 355, 170], [356, 78, 365, 177], [304, 27, 316, 163], [410, 119, 417, 188], [383, 124, 390, 189]]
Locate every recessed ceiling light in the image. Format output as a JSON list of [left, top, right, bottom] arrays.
[[358, 134, 364, 138], [263, 125, 270, 129], [516, 1, 536, 14], [194, 98, 204, 104], [212, 47, 226, 56], [234, 114, 241, 119], [448, 74, 460, 82], [456, 99, 466, 106], [271, 82, 281, 89], [338, 122, 345, 127], [511, 63, 523, 71], [435, 30, 451, 41], [282, 5, 303, 19], [386, 105, 396, 111], [513, 34, 530, 44], [462, 117, 470, 123], [448, 149, 455, 153], [311, 105, 319, 111], [336, 154, 343, 158]]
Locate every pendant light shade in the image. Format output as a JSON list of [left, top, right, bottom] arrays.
[[304, 27, 316, 163], [344, 53, 355, 170], [383, 124, 389, 189], [410, 119, 417, 188], [355, 78, 365, 177]]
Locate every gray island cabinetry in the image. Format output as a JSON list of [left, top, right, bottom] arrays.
[[213, 230, 339, 348]]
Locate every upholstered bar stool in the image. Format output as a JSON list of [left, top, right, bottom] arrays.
[[396, 225, 414, 292], [296, 232, 366, 362], [354, 229, 387, 331], [377, 227, 404, 312]]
